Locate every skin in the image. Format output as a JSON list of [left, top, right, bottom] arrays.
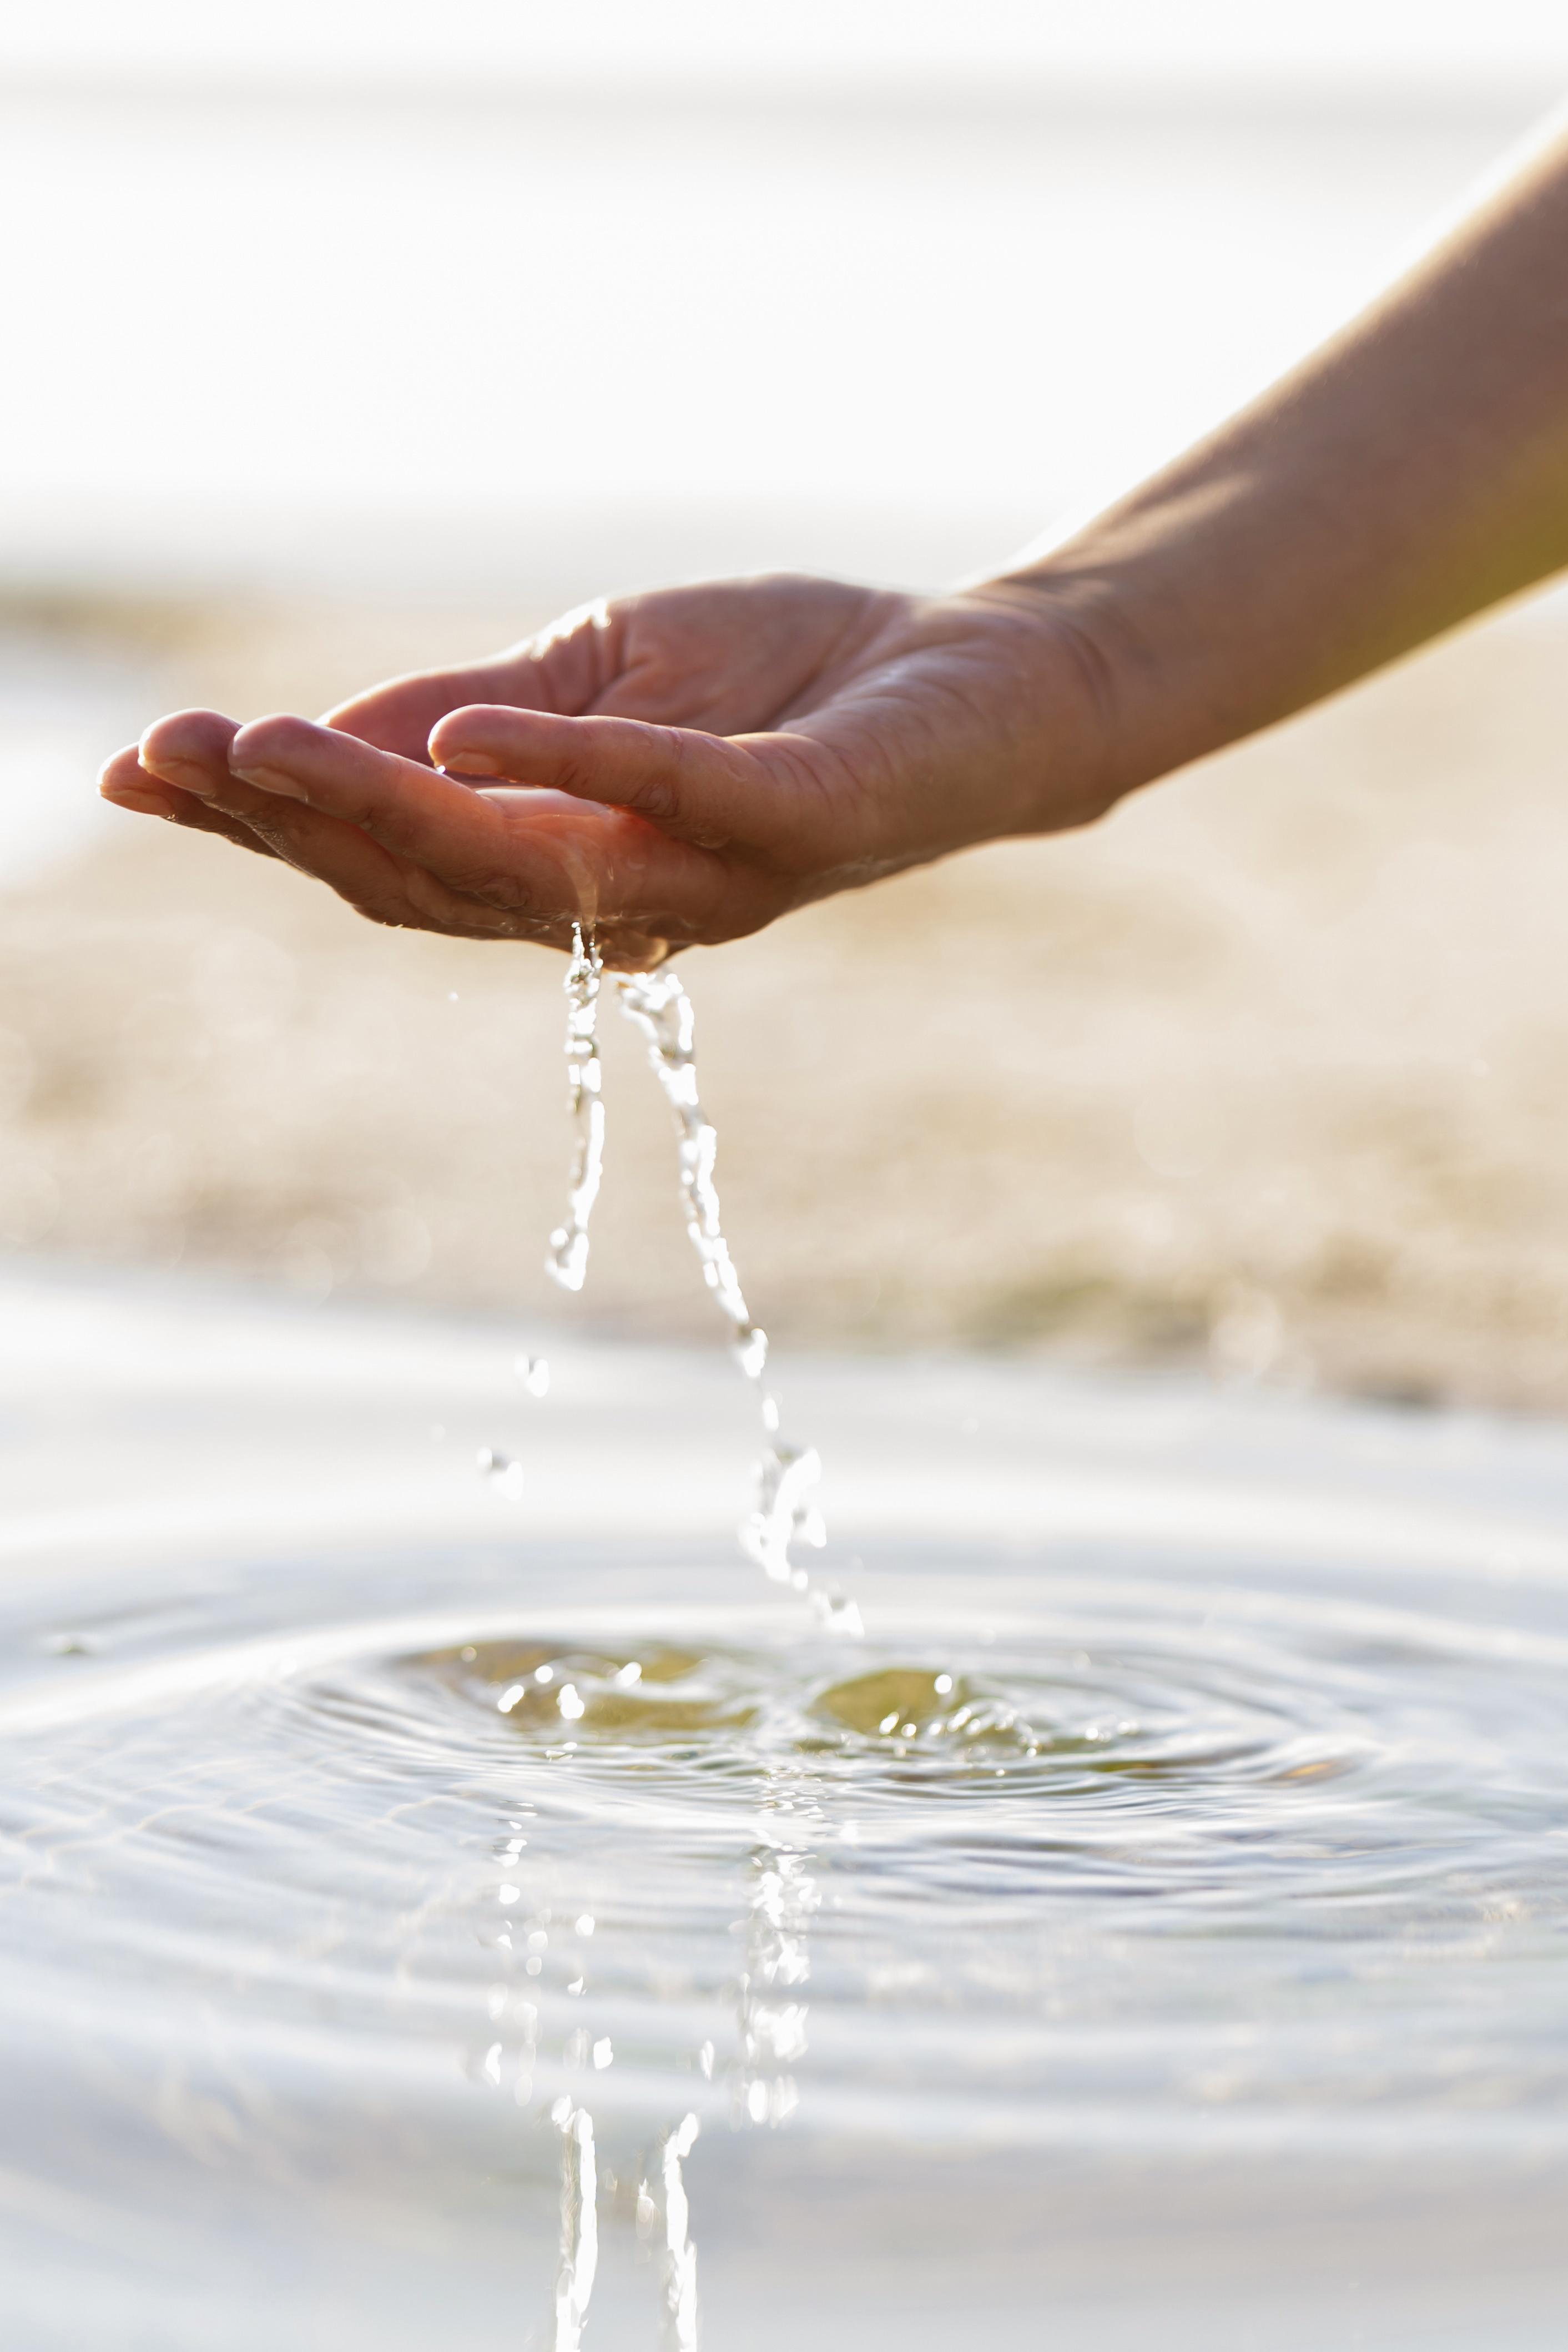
[[102, 123, 1568, 970]]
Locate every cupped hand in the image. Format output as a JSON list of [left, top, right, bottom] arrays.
[[99, 572, 1116, 965]]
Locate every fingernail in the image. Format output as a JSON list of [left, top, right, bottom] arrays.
[[102, 783, 176, 817], [440, 752, 500, 778], [229, 761, 309, 802], [139, 752, 214, 797]]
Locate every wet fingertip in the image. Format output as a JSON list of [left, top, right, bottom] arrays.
[[432, 744, 501, 778]]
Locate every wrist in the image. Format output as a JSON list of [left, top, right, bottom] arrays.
[[957, 556, 1166, 836]]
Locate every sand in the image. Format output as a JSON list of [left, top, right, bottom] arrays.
[[5, 583, 1568, 1412]]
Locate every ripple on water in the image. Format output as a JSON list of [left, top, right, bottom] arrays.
[[414, 1628, 1364, 1797], [5, 1567, 1568, 2352]]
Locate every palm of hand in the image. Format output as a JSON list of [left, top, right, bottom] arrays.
[[107, 572, 1097, 964]]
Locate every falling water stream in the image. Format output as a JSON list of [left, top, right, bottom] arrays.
[[3, 950, 1568, 2345], [540, 928, 851, 1629], [530, 927, 860, 2339]]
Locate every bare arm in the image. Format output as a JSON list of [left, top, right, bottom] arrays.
[[1010, 117, 1568, 800], [103, 119, 1568, 961]]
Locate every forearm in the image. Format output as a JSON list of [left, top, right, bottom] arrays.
[[1004, 120, 1568, 804], [103, 120, 1568, 955]]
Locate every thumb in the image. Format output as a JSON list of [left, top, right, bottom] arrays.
[[429, 706, 802, 854]]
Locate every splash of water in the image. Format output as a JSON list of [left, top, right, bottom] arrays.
[[540, 927, 859, 1629], [544, 929, 606, 1294], [612, 962, 849, 1619], [654, 2113, 701, 2350], [549, 2098, 598, 2351], [609, 964, 765, 1377]]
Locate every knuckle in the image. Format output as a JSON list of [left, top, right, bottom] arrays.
[[628, 770, 680, 825], [547, 750, 598, 800]]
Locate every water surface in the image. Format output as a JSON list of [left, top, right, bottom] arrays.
[[2, 1265, 1567, 2345]]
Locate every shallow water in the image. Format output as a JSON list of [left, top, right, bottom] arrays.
[[4, 1266, 1568, 2345]]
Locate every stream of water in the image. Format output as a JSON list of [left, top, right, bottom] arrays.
[[537, 931, 850, 1631], [3, 949, 1568, 2343]]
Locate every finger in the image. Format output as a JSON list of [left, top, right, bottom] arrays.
[[158, 793, 286, 858], [138, 713, 446, 923], [427, 706, 791, 853], [138, 709, 291, 854], [229, 712, 537, 877], [138, 707, 244, 794], [320, 602, 623, 758], [100, 739, 281, 859], [114, 712, 719, 948], [322, 654, 538, 762], [227, 712, 715, 931], [99, 743, 177, 818], [139, 703, 762, 945]]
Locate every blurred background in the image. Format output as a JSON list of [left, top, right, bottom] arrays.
[[4, 0, 1568, 1406]]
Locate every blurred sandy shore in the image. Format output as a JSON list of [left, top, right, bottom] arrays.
[[3, 585, 1568, 1413]]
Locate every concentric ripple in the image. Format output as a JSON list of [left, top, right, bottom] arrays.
[[412, 1622, 1358, 1794], [5, 1555, 1568, 2346], [6, 1575, 1566, 2126]]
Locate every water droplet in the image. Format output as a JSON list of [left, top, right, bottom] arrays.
[[546, 928, 606, 1293], [476, 1452, 525, 1502], [477, 1447, 525, 1500]]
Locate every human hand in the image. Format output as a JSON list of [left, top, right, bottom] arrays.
[[100, 572, 1117, 966]]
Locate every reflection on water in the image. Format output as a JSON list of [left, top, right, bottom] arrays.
[[552, 2097, 597, 2352], [7, 1259, 1568, 2341], [654, 2113, 702, 2351], [6, 1551, 1568, 2340]]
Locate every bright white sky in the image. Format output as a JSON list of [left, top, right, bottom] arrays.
[[5, 0, 1568, 84]]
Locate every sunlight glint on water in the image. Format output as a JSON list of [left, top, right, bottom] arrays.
[[6, 1451, 1568, 2340], [6, 992, 1568, 2340]]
